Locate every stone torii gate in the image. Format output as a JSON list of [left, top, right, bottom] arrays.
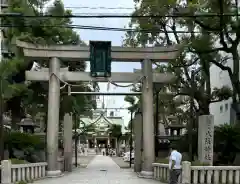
[[16, 40, 179, 177]]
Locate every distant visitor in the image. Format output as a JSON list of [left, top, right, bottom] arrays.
[[169, 145, 182, 184]]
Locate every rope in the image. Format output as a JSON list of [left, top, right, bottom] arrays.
[[108, 76, 145, 88]]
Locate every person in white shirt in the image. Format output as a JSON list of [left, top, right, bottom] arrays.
[[169, 146, 182, 184]]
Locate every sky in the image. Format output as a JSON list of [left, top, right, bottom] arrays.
[[62, 0, 141, 126]]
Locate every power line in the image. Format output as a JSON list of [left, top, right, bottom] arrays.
[[1, 12, 239, 18], [63, 6, 134, 10], [1, 24, 236, 33]]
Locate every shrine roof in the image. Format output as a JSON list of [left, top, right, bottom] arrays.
[[79, 113, 125, 133]]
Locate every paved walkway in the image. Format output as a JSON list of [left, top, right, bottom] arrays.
[[34, 155, 161, 184]]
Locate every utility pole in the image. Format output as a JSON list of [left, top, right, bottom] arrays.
[[155, 90, 159, 158], [74, 114, 78, 167], [155, 92, 159, 136], [129, 110, 133, 168], [0, 0, 4, 162], [188, 70, 194, 161], [0, 77, 4, 161]]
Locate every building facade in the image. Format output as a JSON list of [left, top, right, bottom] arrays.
[[209, 51, 235, 126], [1, 0, 10, 60], [79, 110, 125, 150]]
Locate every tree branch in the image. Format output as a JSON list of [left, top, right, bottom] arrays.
[[218, 0, 230, 50], [194, 19, 219, 31], [171, 18, 180, 44], [189, 46, 230, 54], [172, 57, 199, 68], [210, 59, 232, 75]]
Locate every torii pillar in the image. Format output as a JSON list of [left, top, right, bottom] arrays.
[[46, 57, 62, 177], [140, 59, 155, 177]]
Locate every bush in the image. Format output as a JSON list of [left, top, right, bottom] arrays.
[[214, 124, 240, 164], [155, 157, 168, 164], [4, 132, 45, 162], [173, 124, 240, 165], [171, 129, 198, 157], [155, 157, 210, 166], [16, 181, 27, 184], [10, 158, 28, 164], [191, 160, 210, 166], [5, 132, 45, 150]]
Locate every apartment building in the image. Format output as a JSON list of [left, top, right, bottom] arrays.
[[209, 44, 240, 126], [0, 0, 10, 60], [209, 63, 233, 126]]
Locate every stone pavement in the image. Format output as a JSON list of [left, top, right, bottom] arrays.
[[34, 155, 162, 184]]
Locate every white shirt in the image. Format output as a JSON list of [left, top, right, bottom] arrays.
[[169, 150, 182, 169]]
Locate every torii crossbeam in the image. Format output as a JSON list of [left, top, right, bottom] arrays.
[[16, 40, 179, 177]]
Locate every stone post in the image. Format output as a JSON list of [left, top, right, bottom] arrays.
[[46, 57, 61, 177], [115, 138, 117, 151], [198, 115, 214, 165], [107, 137, 110, 146], [141, 59, 154, 177], [94, 137, 97, 146], [1, 160, 11, 184], [134, 112, 143, 172], [86, 140, 89, 148], [181, 161, 191, 184], [63, 113, 73, 172], [40, 119, 45, 132]]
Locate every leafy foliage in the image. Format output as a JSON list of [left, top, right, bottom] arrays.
[[214, 124, 240, 164], [5, 132, 44, 150], [124, 0, 234, 117], [0, 59, 29, 101], [1, 0, 97, 130], [174, 124, 240, 164], [4, 132, 44, 162], [108, 124, 122, 140], [76, 120, 96, 134]]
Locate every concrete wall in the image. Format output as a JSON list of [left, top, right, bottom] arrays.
[[210, 99, 232, 126], [209, 52, 233, 126]]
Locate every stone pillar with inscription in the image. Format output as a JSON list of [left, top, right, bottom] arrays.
[[198, 115, 214, 165], [63, 113, 73, 172], [134, 112, 143, 172]]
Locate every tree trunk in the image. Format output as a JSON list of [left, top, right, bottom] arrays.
[[0, 78, 4, 161], [230, 49, 240, 122], [10, 97, 22, 130]]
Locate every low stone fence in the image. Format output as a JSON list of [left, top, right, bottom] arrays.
[[1, 160, 47, 184], [153, 161, 240, 184]]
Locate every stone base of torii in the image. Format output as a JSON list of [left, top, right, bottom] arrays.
[[15, 40, 179, 177]]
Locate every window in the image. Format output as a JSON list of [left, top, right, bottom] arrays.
[[220, 105, 223, 113], [225, 103, 228, 111]]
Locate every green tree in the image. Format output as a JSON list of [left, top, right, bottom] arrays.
[[3, 0, 96, 130], [108, 124, 122, 140], [71, 96, 96, 143], [174, 124, 240, 165], [188, 0, 240, 104], [124, 0, 236, 160], [0, 59, 30, 160], [124, 0, 233, 116], [4, 132, 45, 162], [214, 124, 240, 165]]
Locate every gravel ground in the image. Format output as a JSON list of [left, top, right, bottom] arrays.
[[72, 155, 95, 168], [110, 156, 134, 168]]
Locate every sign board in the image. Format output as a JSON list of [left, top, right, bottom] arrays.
[[198, 115, 214, 165], [90, 41, 111, 78]]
